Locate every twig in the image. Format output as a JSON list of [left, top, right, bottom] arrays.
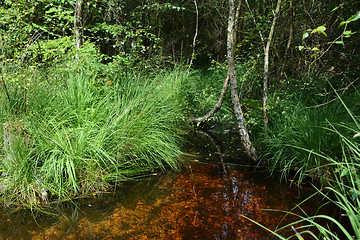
[[305, 97, 338, 108]]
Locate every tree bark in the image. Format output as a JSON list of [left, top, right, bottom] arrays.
[[188, 0, 199, 69], [228, 0, 257, 161], [188, 0, 257, 161], [263, 0, 282, 133], [74, 0, 84, 51]]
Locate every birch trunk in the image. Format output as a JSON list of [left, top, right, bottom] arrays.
[[188, 0, 199, 69], [188, 0, 257, 161], [74, 0, 84, 51], [228, 0, 257, 161]]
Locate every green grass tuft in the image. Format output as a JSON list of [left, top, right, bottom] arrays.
[[0, 67, 190, 206]]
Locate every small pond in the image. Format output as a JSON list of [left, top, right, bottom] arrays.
[[0, 129, 323, 239]]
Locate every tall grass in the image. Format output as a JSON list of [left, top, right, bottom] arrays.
[[0, 67, 189, 206], [260, 88, 360, 239], [263, 92, 356, 183]]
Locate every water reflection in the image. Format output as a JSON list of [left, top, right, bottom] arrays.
[[0, 130, 318, 239]]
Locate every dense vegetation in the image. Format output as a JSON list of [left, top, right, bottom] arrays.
[[1, 0, 360, 238]]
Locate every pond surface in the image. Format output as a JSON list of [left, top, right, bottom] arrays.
[[0, 129, 321, 239]]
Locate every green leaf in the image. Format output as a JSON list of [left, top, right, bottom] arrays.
[[344, 30, 354, 38], [347, 11, 360, 22], [298, 46, 305, 51], [339, 21, 348, 27], [316, 26, 326, 33], [311, 52, 319, 58], [339, 11, 360, 27], [311, 47, 319, 51], [302, 32, 309, 39], [331, 6, 339, 12], [335, 41, 344, 45], [311, 26, 327, 36], [331, 4, 343, 13]]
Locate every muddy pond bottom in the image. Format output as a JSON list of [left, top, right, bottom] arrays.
[[0, 131, 318, 239]]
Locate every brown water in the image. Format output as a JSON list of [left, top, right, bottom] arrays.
[[0, 130, 322, 240]]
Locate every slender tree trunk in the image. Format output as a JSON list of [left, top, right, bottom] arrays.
[[228, 0, 257, 161], [189, 0, 257, 161], [188, 0, 199, 69], [74, 0, 84, 51], [263, 0, 282, 133], [285, 0, 294, 59]]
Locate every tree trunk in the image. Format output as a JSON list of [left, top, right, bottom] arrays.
[[263, 0, 282, 133], [74, 0, 84, 51], [188, 0, 257, 161], [188, 0, 199, 69], [228, 0, 257, 161]]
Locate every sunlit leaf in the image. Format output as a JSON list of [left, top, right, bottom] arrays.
[[339, 11, 360, 27], [348, 11, 360, 22], [298, 46, 305, 51], [311, 52, 319, 58], [331, 4, 343, 13], [339, 21, 347, 27], [316, 26, 326, 33], [344, 30, 354, 38], [302, 32, 309, 39], [313, 26, 327, 36], [335, 41, 344, 45]]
